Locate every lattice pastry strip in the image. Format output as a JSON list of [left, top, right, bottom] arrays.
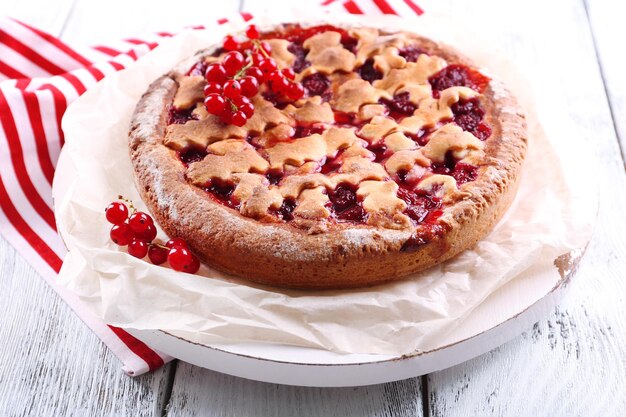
[[301, 31, 356, 75]]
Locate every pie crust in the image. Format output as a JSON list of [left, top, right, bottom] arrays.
[[129, 23, 527, 289]]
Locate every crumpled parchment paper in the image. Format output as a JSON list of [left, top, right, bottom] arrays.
[[54, 11, 596, 356]]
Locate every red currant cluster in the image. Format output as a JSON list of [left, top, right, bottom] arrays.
[[203, 24, 305, 126], [105, 198, 200, 274]]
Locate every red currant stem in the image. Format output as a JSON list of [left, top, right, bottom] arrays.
[[234, 55, 254, 79], [227, 99, 239, 112], [253, 39, 271, 59], [149, 242, 170, 250], [117, 195, 137, 214]]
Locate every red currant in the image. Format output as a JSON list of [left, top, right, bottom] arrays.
[[220, 108, 234, 124], [231, 111, 248, 127], [204, 93, 226, 115], [223, 35, 239, 51], [128, 211, 153, 234], [239, 76, 259, 97], [246, 24, 259, 40], [166, 238, 188, 249], [168, 246, 200, 273], [223, 80, 242, 99], [259, 58, 278, 75], [105, 202, 128, 225], [250, 53, 264, 66], [128, 239, 149, 258], [231, 95, 250, 107], [271, 76, 290, 95], [223, 51, 245, 76], [135, 223, 157, 242], [110, 223, 133, 246], [281, 68, 296, 81], [205, 64, 227, 83], [286, 82, 305, 100], [204, 82, 223, 95], [267, 70, 283, 84], [246, 66, 264, 82], [148, 245, 169, 265], [187, 255, 200, 274], [239, 102, 254, 118]]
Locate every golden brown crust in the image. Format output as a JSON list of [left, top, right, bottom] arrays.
[[128, 24, 527, 289]]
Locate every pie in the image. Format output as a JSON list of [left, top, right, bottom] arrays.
[[129, 23, 527, 289]]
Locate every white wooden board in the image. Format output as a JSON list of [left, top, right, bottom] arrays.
[[0, 0, 625, 415], [0, 238, 176, 417], [424, 0, 626, 415]]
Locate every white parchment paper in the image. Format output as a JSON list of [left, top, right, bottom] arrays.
[[54, 11, 597, 356]]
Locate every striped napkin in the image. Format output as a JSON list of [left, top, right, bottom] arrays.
[[0, 0, 423, 375]]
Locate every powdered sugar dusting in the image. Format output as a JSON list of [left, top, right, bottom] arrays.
[[144, 154, 180, 221]]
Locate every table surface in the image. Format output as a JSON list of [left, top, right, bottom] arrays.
[[1, 0, 625, 415]]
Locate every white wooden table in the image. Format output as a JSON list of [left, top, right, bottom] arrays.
[[1, 0, 625, 415]]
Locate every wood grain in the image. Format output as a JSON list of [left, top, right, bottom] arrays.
[[425, 0, 626, 415], [59, 0, 243, 44], [1, 0, 75, 35], [166, 364, 424, 417], [0, 237, 176, 417], [1, 0, 626, 416], [584, 0, 626, 157]]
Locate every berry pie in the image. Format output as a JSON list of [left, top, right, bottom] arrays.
[[129, 23, 527, 289]]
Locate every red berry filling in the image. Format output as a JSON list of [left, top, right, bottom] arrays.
[[320, 151, 344, 174], [397, 187, 442, 224], [260, 24, 354, 45], [380, 92, 417, 120], [333, 111, 357, 125], [429, 64, 490, 97], [265, 170, 284, 185], [451, 98, 491, 140], [405, 129, 429, 147], [186, 60, 208, 76], [168, 106, 198, 125], [431, 152, 479, 185], [358, 59, 382, 83], [273, 198, 296, 221], [288, 43, 310, 74], [367, 142, 388, 163], [204, 180, 239, 209], [293, 124, 325, 138], [399, 46, 427, 62], [328, 183, 367, 222], [177, 146, 208, 166], [302, 72, 331, 97], [261, 91, 291, 109]]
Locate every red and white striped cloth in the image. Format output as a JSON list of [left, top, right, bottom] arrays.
[[0, 0, 423, 376]]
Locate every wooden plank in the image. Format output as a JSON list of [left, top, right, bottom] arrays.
[[424, 0, 626, 415], [167, 364, 424, 417], [0, 0, 75, 36], [585, 0, 626, 157], [0, 237, 175, 417], [59, 0, 242, 44]]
